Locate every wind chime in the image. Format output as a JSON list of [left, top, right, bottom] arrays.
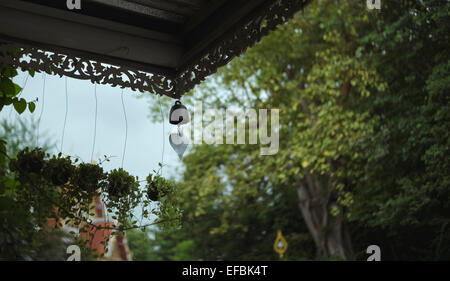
[[168, 100, 190, 159]]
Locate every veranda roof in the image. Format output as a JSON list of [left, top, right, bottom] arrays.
[[0, 0, 311, 99]]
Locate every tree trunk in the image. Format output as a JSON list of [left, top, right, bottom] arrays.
[[296, 175, 353, 260]]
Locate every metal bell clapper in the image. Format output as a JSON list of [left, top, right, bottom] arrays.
[[169, 100, 190, 125]]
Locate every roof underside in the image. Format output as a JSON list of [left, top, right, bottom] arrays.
[[0, 0, 311, 99]]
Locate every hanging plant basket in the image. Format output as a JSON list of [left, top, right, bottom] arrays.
[[146, 174, 172, 202], [106, 168, 136, 198], [147, 184, 159, 201], [43, 154, 74, 186], [11, 147, 45, 175], [71, 163, 105, 194]]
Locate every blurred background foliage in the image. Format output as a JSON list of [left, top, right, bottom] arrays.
[[0, 118, 77, 260], [135, 0, 449, 260]]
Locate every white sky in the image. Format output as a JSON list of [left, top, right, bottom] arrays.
[[1, 71, 181, 180]]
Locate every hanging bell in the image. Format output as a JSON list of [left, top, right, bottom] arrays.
[[169, 100, 190, 125]]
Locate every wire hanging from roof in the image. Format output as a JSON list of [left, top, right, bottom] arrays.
[[158, 94, 165, 176], [91, 83, 98, 162], [121, 89, 128, 168], [60, 76, 69, 153], [36, 73, 46, 147]]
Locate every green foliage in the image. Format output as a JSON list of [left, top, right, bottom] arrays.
[[0, 66, 36, 114], [138, 0, 449, 260], [148, 174, 181, 230], [1, 142, 180, 259], [0, 118, 58, 260], [347, 0, 450, 260], [146, 173, 172, 201], [126, 228, 154, 261], [136, 177, 315, 260], [11, 147, 46, 175], [106, 168, 135, 198], [71, 162, 105, 194], [43, 154, 75, 186], [7, 147, 179, 229]]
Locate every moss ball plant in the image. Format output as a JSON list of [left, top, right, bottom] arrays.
[[106, 168, 136, 198], [147, 184, 159, 201], [11, 147, 46, 175], [146, 174, 172, 201], [71, 163, 105, 194], [43, 154, 75, 186]]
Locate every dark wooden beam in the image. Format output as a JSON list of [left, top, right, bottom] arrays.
[[0, 0, 182, 75]]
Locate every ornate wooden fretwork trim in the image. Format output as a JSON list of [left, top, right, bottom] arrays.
[[0, 0, 309, 99], [0, 45, 178, 98], [174, 0, 310, 98]]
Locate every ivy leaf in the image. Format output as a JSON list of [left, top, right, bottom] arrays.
[[0, 78, 16, 97], [28, 102, 36, 113], [13, 98, 27, 114], [14, 83, 22, 96]]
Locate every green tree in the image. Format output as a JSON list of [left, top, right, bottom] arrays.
[[143, 0, 449, 260], [126, 228, 154, 261], [0, 118, 58, 260], [349, 0, 450, 260], [135, 178, 315, 261]]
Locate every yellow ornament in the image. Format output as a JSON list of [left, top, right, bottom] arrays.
[[273, 230, 288, 259]]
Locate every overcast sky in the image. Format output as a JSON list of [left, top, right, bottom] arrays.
[[1, 71, 181, 180]]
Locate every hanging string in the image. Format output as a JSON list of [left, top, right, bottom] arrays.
[[120, 89, 128, 168], [158, 94, 165, 175], [9, 73, 30, 117], [91, 84, 98, 162], [60, 77, 69, 153], [36, 73, 46, 147]]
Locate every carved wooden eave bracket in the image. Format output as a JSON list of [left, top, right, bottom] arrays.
[[0, 0, 311, 100]]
